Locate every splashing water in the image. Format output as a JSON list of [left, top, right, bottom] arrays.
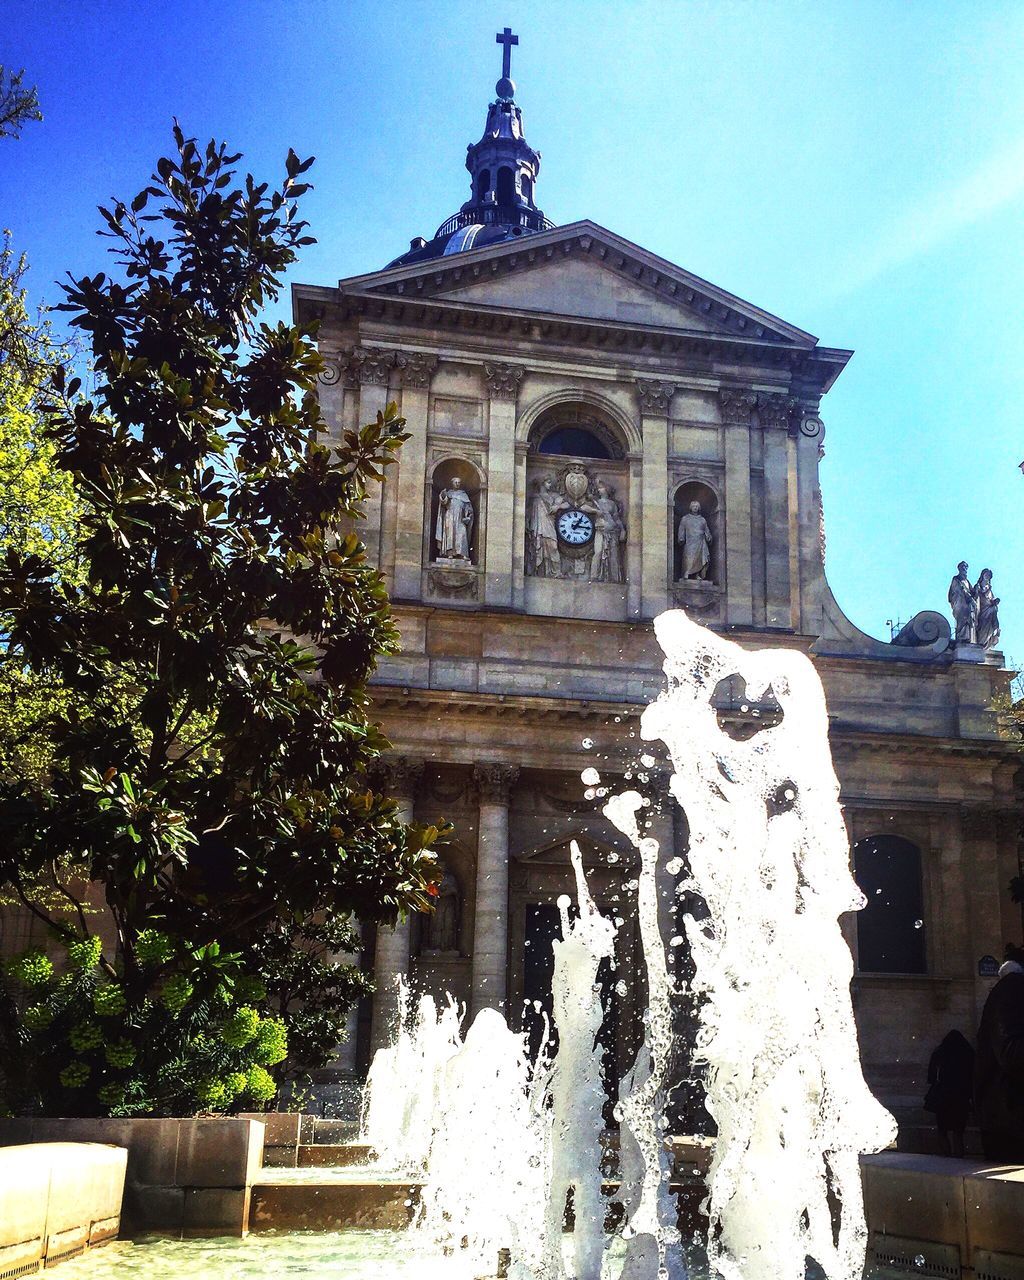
[[361, 980, 463, 1173], [362, 609, 892, 1280], [636, 610, 896, 1280]]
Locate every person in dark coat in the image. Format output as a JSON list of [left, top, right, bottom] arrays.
[[925, 1030, 975, 1157], [974, 959, 1024, 1163]]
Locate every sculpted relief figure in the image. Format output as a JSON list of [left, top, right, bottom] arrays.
[[975, 568, 1001, 650], [423, 865, 460, 953], [527, 476, 565, 578], [435, 477, 474, 560], [677, 500, 712, 581], [948, 560, 978, 643], [591, 481, 627, 584]]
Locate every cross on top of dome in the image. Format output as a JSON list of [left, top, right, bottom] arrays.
[[495, 27, 518, 100]]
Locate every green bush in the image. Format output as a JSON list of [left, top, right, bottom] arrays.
[[0, 935, 291, 1117]]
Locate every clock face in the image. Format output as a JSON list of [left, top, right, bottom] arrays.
[[557, 508, 595, 546]]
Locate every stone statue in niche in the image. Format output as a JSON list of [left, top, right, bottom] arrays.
[[975, 568, 1000, 650], [423, 864, 460, 953], [948, 560, 978, 643], [435, 477, 474, 561], [527, 476, 566, 577], [677, 500, 713, 580], [591, 481, 627, 584]]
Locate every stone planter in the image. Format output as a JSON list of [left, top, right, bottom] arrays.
[[0, 1141, 126, 1273], [0, 1116, 264, 1237]]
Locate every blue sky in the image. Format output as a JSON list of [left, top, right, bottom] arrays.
[[4, 0, 1023, 662]]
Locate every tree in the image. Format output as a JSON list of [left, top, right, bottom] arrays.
[[0, 67, 41, 141], [0, 126, 447, 1116]]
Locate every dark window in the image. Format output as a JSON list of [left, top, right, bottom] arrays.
[[521, 173, 533, 203], [853, 835, 926, 974], [538, 427, 611, 459], [475, 169, 490, 202], [496, 166, 515, 207]]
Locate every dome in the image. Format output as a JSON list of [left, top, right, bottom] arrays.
[[384, 30, 554, 270]]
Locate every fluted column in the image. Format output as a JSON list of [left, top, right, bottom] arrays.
[[393, 351, 439, 600], [352, 347, 397, 568], [369, 757, 424, 1054], [636, 380, 674, 618], [720, 390, 757, 626], [470, 762, 520, 1017], [483, 363, 524, 608]]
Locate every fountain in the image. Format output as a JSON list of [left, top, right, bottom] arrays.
[[353, 610, 896, 1280]]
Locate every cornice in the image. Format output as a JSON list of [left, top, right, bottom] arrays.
[[294, 288, 849, 397]]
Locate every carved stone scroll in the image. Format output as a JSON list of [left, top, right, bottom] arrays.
[[395, 351, 439, 389], [636, 380, 675, 416], [473, 762, 520, 804]]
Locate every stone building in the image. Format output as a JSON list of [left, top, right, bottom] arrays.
[[293, 35, 1022, 1114]]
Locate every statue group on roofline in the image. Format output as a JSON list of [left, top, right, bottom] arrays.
[[948, 561, 1001, 650]]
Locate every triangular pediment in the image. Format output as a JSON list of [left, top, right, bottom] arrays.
[[339, 221, 816, 347], [515, 830, 636, 869]]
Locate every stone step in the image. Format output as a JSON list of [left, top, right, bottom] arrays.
[[311, 1118, 360, 1144], [297, 1143, 373, 1168], [250, 1179, 420, 1231]]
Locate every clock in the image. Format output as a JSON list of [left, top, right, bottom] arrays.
[[557, 508, 595, 547]]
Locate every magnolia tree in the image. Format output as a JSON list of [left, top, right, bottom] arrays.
[[0, 127, 446, 1116]]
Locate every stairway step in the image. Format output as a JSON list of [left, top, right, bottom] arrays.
[[250, 1180, 420, 1231], [298, 1143, 373, 1168]]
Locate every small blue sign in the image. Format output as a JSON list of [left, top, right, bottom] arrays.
[[978, 955, 999, 977]]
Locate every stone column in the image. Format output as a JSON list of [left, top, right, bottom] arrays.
[[636, 380, 674, 619], [316, 352, 349, 446], [393, 352, 438, 600], [483, 363, 524, 609], [470, 762, 520, 1017], [352, 347, 396, 568], [369, 757, 424, 1054], [758, 393, 795, 629], [512, 437, 530, 610], [720, 390, 756, 626]]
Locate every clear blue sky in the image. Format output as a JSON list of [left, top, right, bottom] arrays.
[[4, 0, 1023, 661]]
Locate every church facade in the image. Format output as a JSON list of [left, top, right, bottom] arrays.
[[294, 37, 1021, 1115]]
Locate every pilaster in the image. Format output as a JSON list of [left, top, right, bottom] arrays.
[[720, 389, 756, 626], [636, 380, 673, 618], [393, 352, 439, 600], [758, 393, 795, 629], [352, 347, 396, 568], [483, 363, 524, 608], [470, 761, 520, 1016]]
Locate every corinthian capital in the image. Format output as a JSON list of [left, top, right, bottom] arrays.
[[483, 362, 525, 401], [368, 755, 425, 800], [351, 346, 396, 386], [395, 350, 439, 389], [474, 762, 520, 804], [756, 392, 796, 432], [718, 389, 757, 425], [635, 380, 675, 416]]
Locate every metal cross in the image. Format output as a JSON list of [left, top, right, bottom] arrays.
[[496, 27, 519, 81]]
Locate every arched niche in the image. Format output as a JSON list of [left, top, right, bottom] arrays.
[[674, 480, 722, 585], [853, 834, 926, 975], [427, 457, 483, 566]]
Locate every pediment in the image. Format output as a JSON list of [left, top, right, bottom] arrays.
[[515, 830, 635, 869], [340, 221, 817, 347]]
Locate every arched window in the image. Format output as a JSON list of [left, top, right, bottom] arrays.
[[521, 173, 533, 203], [853, 835, 926, 974], [496, 166, 515, 207], [538, 427, 610, 459], [475, 169, 490, 202]]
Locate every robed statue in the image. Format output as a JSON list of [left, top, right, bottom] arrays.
[[590, 481, 627, 584], [527, 476, 565, 578], [975, 568, 1000, 650], [423, 866, 460, 952], [435, 477, 474, 560], [948, 561, 978, 643], [677, 500, 712, 580]]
